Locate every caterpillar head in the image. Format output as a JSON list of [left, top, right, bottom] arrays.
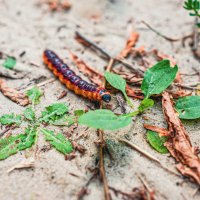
[[99, 90, 111, 103]]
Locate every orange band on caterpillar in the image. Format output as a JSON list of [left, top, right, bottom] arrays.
[[43, 50, 111, 102]]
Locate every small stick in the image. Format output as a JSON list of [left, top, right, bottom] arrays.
[[24, 78, 56, 91], [119, 138, 180, 177], [173, 83, 197, 90], [97, 57, 115, 200], [141, 21, 180, 42]]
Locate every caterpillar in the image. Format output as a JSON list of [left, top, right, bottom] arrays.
[[43, 49, 111, 102]]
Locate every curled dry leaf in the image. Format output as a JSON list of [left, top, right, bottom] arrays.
[[118, 32, 139, 59], [162, 91, 200, 184], [143, 124, 170, 137], [68, 51, 103, 86], [0, 79, 29, 106]]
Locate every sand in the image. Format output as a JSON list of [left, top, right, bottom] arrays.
[[0, 0, 200, 199]]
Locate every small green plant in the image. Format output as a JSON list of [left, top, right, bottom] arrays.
[[0, 87, 74, 160], [184, 0, 200, 17]]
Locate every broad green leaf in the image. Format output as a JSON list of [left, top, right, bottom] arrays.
[[0, 135, 21, 160], [74, 110, 84, 117], [78, 109, 132, 130], [138, 99, 154, 113], [175, 96, 200, 119], [104, 72, 133, 108], [26, 86, 42, 105], [2, 57, 16, 69], [41, 129, 73, 154], [0, 114, 21, 125], [17, 126, 37, 150], [141, 60, 178, 98], [39, 103, 69, 123], [24, 107, 35, 121], [147, 130, 168, 154]]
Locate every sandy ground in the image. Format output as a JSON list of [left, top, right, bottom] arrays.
[[0, 0, 200, 199]]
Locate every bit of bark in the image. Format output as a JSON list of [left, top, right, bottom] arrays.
[[0, 125, 17, 138], [72, 141, 86, 156], [144, 124, 170, 137], [7, 158, 35, 173], [109, 186, 154, 200], [65, 151, 76, 160], [116, 93, 126, 114], [162, 92, 200, 184], [57, 90, 67, 100], [167, 90, 192, 99], [0, 79, 29, 106], [118, 32, 139, 59], [68, 50, 104, 86]]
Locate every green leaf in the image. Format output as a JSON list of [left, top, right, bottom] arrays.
[[26, 86, 42, 105], [39, 103, 69, 123], [0, 135, 21, 160], [138, 99, 154, 113], [78, 109, 132, 130], [104, 72, 133, 108], [17, 126, 37, 150], [24, 107, 35, 121], [141, 60, 178, 98], [0, 113, 21, 125], [175, 96, 200, 119], [74, 109, 84, 117], [2, 57, 16, 69], [50, 115, 75, 126], [147, 130, 168, 154], [41, 129, 73, 154]]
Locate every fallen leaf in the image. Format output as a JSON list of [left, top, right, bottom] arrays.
[[144, 124, 170, 137], [7, 158, 35, 173], [68, 51, 103, 86], [162, 91, 200, 184], [118, 32, 139, 59], [0, 79, 29, 106]]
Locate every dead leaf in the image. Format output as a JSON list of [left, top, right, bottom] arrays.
[[144, 124, 170, 137], [7, 158, 35, 173], [126, 85, 144, 99], [0, 79, 29, 106], [118, 32, 139, 59], [162, 91, 200, 184], [68, 51, 103, 86]]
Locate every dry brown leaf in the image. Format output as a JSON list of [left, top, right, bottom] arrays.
[[126, 85, 144, 99], [118, 32, 139, 59], [0, 79, 29, 106], [143, 124, 170, 137], [162, 91, 200, 184], [7, 158, 35, 173], [68, 51, 104, 86], [167, 90, 192, 99]]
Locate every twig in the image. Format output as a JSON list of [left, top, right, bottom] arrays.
[[75, 31, 144, 77], [173, 83, 198, 90], [0, 126, 17, 138], [119, 138, 180, 177], [24, 78, 56, 91], [141, 21, 180, 42], [97, 58, 115, 200]]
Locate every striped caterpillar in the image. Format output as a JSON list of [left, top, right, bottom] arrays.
[[43, 50, 111, 102]]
